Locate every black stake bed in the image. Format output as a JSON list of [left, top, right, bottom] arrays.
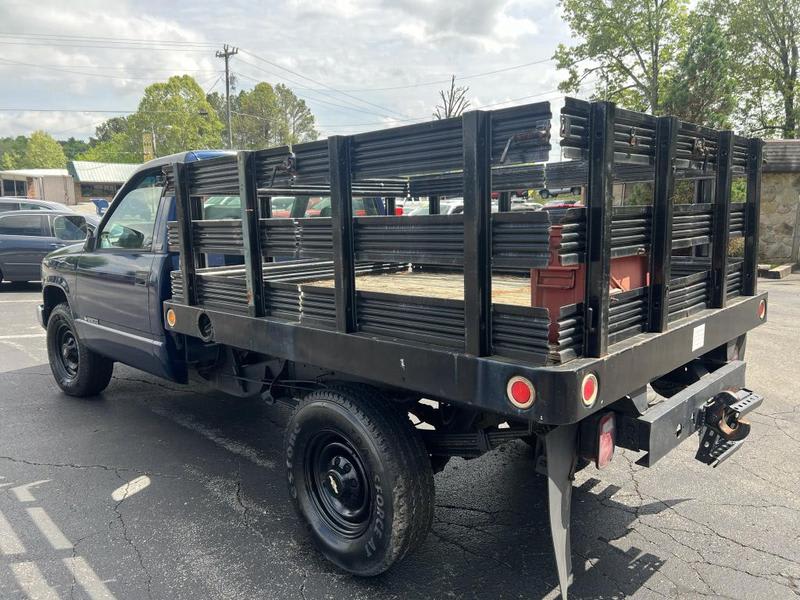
[[162, 97, 766, 425]]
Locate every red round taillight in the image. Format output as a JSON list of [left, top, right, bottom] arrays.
[[506, 376, 535, 409], [581, 373, 599, 407], [758, 299, 766, 320]]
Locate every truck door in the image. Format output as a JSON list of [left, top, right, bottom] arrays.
[[75, 171, 163, 374]]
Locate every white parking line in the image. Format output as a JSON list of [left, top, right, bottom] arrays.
[[0, 334, 46, 340], [26, 508, 72, 550], [12, 480, 51, 502], [111, 476, 151, 502], [9, 561, 61, 600], [0, 509, 26, 555], [0, 299, 40, 303], [63, 557, 117, 600]]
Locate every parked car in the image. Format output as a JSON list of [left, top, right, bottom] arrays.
[[540, 198, 583, 210], [407, 198, 502, 215], [538, 186, 582, 199], [0, 211, 94, 283], [0, 197, 77, 213]]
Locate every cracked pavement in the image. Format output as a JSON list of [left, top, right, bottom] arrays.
[[0, 277, 799, 599]]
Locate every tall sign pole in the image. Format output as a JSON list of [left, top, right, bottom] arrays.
[[216, 44, 239, 149]]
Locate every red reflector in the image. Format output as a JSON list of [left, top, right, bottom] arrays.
[[506, 376, 535, 409], [581, 373, 598, 407], [394, 207, 404, 216], [597, 413, 615, 469], [758, 299, 766, 319]]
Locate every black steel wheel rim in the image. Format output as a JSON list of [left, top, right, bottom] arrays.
[[304, 430, 371, 539], [56, 323, 79, 378]]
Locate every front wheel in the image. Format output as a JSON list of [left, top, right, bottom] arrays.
[[285, 385, 434, 576], [47, 303, 114, 397]]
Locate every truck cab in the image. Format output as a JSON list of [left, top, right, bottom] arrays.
[[39, 150, 389, 386], [39, 151, 231, 385]]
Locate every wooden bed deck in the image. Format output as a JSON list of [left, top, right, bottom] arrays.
[[307, 269, 533, 307]]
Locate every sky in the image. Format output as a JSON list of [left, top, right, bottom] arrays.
[[0, 0, 590, 141]]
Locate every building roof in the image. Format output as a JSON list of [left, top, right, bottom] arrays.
[[763, 140, 800, 172], [0, 168, 69, 178], [68, 160, 140, 184]]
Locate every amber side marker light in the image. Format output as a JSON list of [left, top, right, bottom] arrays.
[[506, 376, 536, 409], [166, 308, 177, 328], [758, 299, 766, 320]]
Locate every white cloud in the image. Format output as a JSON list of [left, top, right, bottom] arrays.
[[0, 0, 585, 140]]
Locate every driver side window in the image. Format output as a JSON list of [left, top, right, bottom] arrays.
[[98, 174, 163, 250]]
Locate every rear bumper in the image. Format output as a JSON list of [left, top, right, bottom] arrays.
[[616, 360, 762, 467]]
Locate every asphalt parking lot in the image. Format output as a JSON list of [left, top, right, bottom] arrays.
[[1, 278, 799, 600]]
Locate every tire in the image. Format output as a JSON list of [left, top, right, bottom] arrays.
[[285, 384, 434, 576], [46, 303, 114, 397]]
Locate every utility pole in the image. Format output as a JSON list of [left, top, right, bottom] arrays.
[[216, 44, 239, 149]]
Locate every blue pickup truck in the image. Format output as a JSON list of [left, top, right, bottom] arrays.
[[37, 97, 768, 597]]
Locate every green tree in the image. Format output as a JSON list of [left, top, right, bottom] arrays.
[[79, 75, 224, 162], [227, 82, 318, 149], [233, 82, 281, 148], [275, 84, 318, 144], [58, 137, 89, 161], [0, 135, 29, 169], [77, 132, 140, 163], [128, 75, 224, 157], [730, 0, 800, 137], [21, 131, 66, 169], [93, 116, 131, 143], [661, 11, 737, 127], [555, 0, 690, 113]]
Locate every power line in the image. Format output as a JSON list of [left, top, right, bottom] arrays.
[[0, 32, 216, 47], [0, 61, 222, 74], [0, 57, 221, 82], [337, 58, 558, 92], [0, 41, 211, 53], [234, 68, 401, 119], [239, 49, 409, 119]]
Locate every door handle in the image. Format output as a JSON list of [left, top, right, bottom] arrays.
[[134, 270, 149, 286], [49, 243, 62, 248]]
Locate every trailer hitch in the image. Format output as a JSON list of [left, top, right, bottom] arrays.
[[695, 389, 762, 467]]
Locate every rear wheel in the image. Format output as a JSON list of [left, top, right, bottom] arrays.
[[47, 303, 113, 397], [285, 384, 434, 576]]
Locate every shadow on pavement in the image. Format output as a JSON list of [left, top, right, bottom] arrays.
[[121, 384, 679, 599]]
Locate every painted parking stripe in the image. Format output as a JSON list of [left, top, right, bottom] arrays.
[[9, 561, 61, 600], [0, 509, 26, 555], [0, 512, 25, 554], [63, 557, 117, 600], [0, 334, 46, 340], [111, 476, 151, 502], [26, 508, 72, 550], [12, 480, 51, 502]]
